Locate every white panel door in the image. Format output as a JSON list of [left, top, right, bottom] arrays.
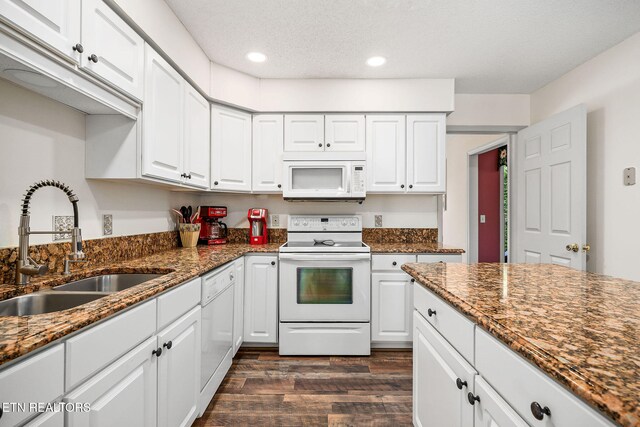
[[515, 104, 587, 269], [284, 114, 324, 151], [0, 0, 81, 61], [474, 376, 528, 427], [244, 255, 278, 343], [157, 307, 201, 427], [366, 115, 406, 192], [64, 337, 157, 427], [211, 106, 252, 191], [407, 114, 446, 193], [413, 312, 475, 427], [183, 84, 210, 189], [252, 114, 284, 192], [233, 258, 245, 354], [372, 272, 413, 342], [80, 0, 144, 100], [325, 115, 365, 152], [142, 45, 184, 183]]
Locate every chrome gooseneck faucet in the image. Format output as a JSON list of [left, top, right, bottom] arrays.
[[16, 180, 86, 285]]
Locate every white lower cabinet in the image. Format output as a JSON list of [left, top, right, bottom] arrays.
[[413, 311, 476, 427], [233, 258, 245, 354], [64, 337, 158, 427], [157, 306, 201, 427], [473, 376, 528, 427], [244, 255, 278, 343]]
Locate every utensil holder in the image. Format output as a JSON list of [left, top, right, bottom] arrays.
[[179, 223, 201, 248]]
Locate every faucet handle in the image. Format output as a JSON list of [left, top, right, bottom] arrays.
[[20, 259, 49, 276]]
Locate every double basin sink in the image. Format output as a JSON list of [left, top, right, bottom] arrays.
[[0, 274, 164, 316]]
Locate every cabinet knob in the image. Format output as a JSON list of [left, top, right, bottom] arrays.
[[467, 392, 480, 405], [88, 54, 99, 63], [401, 184, 405, 189], [72, 43, 84, 53], [152, 347, 163, 357], [271, 261, 276, 266], [411, 278, 415, 283], [326, 143, 331, 147], [163, 341, 173, 350], [409, 184, 413, 189], [456, 378, 468, 390], [187, 174, 192, 179], [318, 143, 323, 148], [392, 261, 397, 266], [530, 402, 551, 420], [214, 181, 219, 185], [277, 184, 282, 188], [427, 308, 436, 317], [0, 405, 3, 419], [181, 173, 186, 178]]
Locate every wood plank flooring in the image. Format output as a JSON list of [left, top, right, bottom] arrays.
[[193, 349, 413, 426]]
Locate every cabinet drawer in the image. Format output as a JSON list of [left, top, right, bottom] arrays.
[[414, 284, 475, 363], [202, 264, 233, 306], [476, 329, 614, 427], [372, 254, 417, 271], [157, 277, 200, 330], [417, 254, 462, 263], [0, 344, 64, 426], [65, 300, 156, 391]]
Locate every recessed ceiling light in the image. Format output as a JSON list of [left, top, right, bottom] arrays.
[[366, 56, 387, 67], [246, 52, 267, 63]]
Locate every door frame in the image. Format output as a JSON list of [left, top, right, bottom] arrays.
[[467, 135, 514, 263]]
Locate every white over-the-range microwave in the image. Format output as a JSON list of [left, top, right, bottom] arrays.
[[282, 152, 366, 202]]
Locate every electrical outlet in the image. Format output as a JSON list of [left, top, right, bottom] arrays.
[[103, 214, 113, 236], [270, 214, 280, 228], [374, 215, 383, 227], [53, 216, 73, 241], [624, 167, 636, 186]]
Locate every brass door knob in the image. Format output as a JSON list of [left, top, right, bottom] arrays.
[[565, 243, 579, 253], [582, 244, 591, 253]]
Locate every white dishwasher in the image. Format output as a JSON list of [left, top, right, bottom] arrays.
[[199, 264, 235, 415]]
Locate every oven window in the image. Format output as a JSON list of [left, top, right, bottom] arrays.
[[291, 168, 344, 190], [296, 268, 353, 304]]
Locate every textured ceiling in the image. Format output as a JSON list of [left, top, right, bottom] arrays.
[[164, 0, 640, 93]]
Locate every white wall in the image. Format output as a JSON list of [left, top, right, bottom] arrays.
[[198, 194, 439, 230], [210, 62, 260, 111], [448, 94, 530, 127], [0, 79, 195, 247], [442, 134, 504, 262], [530, 31, 640, 281]]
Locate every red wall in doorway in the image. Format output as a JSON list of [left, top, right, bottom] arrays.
[[478, 148, 501, 262]]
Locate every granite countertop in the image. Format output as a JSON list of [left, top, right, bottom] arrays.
[[0, 243, 280, 367], [368, 242, 464, 254], [401, 262, 640, 427]]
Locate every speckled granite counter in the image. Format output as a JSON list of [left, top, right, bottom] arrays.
[[368, 242, 464, 254], [401, 262, 640, 427], [0, 243, 280, 367]]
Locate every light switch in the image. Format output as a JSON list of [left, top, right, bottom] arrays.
[[480, 214, 486, 224], [375, 215, 383, 227], [624, 167, 636, 186]]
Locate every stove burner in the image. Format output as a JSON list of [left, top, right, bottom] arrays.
[[313, 239, 335, 246]]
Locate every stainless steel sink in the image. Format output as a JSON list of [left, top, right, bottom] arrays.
[[52, 273, 164, 293], [0, 292, 109, 316]]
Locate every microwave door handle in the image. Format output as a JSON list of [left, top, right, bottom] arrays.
[[345, 165, 351, 195]]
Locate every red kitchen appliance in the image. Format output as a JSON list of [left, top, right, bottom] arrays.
[[248, 208, 268, 245], [199, 206, 228, 245]]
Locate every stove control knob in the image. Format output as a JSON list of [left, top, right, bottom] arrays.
[[293, 219, 300, 226], [303, 220, 308, 226], [350, 220, 356, 226], [342, 220, 347, 226]]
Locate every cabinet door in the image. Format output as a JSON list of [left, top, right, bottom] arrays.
[[474, 376, 528, 427], [157, 306, 201, 427], [372, 272, 413, 342], [0, 0, 81, 61], [142, 45, 184, 183], [233, 258, 245, 355], [183, 84, 210, 189], [244, 255, 278, 343], [325, 115, 365, 152], [65, 337, 157, 427], [407, 114, 446, 193], [80, 0, 144, 100], [366, 115, 406, 193], [284, 115, 324, 152], [252, 114, 284, 192], [413, 311, 475, 427], [24, 409, 64, 427], [211, 106, 252, 191]]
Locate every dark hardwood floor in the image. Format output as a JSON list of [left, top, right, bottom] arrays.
[[194, 349, 413, 426]]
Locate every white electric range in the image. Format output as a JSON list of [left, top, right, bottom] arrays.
[[278, 215, 371, 356]]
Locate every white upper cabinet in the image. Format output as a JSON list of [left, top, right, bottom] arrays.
[[252, 114, 284, 193], [284, 114, 324, 152], [211, 105, 252, 192], [407, 114, 446, 193], [80, 0, 144, 100], [142, 45, 184, 183], [0, 0, 81, 62], [366, 115, 406, 193], [324, 115, 365, 151], [183, 85, 210, 189]]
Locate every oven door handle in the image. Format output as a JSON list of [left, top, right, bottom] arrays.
[[278, 253, 371, 262]]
